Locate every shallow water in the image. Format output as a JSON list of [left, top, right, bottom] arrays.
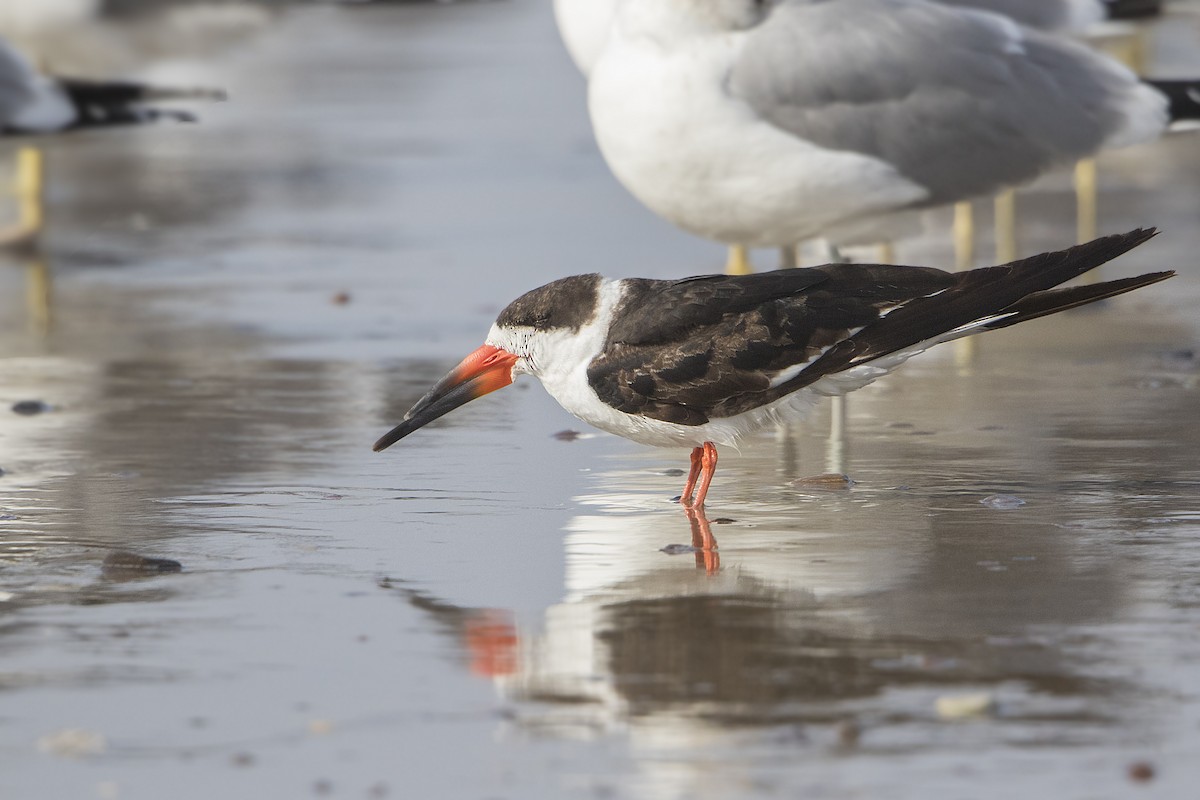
[[2, 2, 1200, 798]]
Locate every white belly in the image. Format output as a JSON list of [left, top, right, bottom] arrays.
[[588, 34, 929, 248]]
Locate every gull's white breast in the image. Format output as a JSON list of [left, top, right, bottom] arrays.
[[587, 25, 928, 248]]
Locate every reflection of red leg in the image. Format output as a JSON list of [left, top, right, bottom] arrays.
[[691, 442, 719, 508], [685, 505, 720, 575], [680, 446, 704, 503]]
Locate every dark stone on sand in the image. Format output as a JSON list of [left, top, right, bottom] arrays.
[[1128, 761, 1155, 783], [102, 551, 183, 578], [713, 517, 736, 525], [11, 400, 50, 416], [552, 429, 582, 441], [660, 544, 697, 555], [791, 473, 855, 490]]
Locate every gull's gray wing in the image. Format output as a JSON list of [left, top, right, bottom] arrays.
[[0, 37, 37, 129], [730, 0, 1165, 204], [937, 0, 1104, 31]]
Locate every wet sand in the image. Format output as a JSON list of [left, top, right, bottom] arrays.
[[1, 2, 1199, 798]]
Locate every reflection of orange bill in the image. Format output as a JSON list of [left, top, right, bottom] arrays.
[[464, 609, 519, 677]]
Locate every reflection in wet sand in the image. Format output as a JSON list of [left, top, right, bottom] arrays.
[[379, 296, 1200, 795]]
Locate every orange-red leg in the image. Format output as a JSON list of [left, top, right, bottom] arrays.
[[689, 442, 719, 509], [680, 446, 704, 502]]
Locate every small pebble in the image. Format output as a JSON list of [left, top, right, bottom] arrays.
[[1165, 348, 1195, 362], [660, 544, 698, 555], [552, 429, 582, 441], [313, 779, 333, 796], [11, 400, 50, 416], [231, 752, 255, 767], [712, 517, 736, 525], [791, 473, 855, 490], [1128, 761, 1155, 783], [332, 292, 352, 305], [980, 494, 1026, 509], [660, 468, 686, 477], [102, 551, 183, 578], [935, 692, 995, 720]]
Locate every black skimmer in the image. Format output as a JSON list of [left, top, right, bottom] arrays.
[[374, 230, 1171, 508]]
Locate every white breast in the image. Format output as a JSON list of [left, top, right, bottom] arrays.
[[587, 26, 928, 248], [553, 0, 619, 76]]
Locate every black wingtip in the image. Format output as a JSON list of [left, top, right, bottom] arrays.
[[983, 270, 1175, 331], [1021, 226, 1157, 265], [991, 227, 1159, 283], [785, 228, 1168, 390]]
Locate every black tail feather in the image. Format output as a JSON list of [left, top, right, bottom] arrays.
[[1144, 79, 1200, 123], [983, 271, 1175, 331], [786, 229, 1165, 392], [59, 77, 225, 130], [1105, 0, 1162, 20]]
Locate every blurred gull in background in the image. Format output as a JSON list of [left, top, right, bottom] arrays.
[[0, 32, 223, 246], [0, 0, 276, 76], [582, 0, 1169, 274], [552, 0, 1167, 77]]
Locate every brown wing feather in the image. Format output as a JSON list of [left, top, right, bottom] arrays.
[[587, 265, 955, 425], [586, 229, 1165, 427]]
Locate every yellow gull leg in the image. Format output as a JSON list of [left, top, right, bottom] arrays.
[[1, 147, 44, 248], [953, 201, 974, 272], [725, 244, 753, 275], [953, 200, 981, 363], [994, 188, 1017, 264]]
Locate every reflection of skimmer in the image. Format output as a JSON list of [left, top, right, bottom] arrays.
[[387, 487, 1131, 797]]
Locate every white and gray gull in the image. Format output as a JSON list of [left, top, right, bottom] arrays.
[[554, 0, 1149, 77], [373, 230, 1171, 508], [554, 0, 1161, 77], [0, 33, 223, 134], [579, 0, 1169, 272]]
